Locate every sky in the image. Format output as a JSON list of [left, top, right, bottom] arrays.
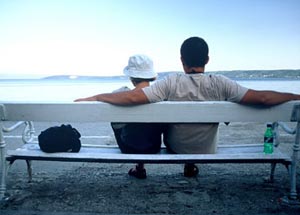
[[0, 0, 299, 78]]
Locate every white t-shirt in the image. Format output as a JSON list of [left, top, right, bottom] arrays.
[[142, 72, 248, 154]]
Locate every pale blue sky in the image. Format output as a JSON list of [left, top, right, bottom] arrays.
[[0, 0, 299, 77]]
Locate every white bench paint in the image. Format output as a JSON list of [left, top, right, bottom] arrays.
[[1, 101, 299, 204]]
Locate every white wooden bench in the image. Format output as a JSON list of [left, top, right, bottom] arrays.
[[0, 101, 299, 205]]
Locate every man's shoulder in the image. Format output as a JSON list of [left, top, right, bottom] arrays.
[[161, 72, 182, 79], [153, 72, 182, 85], [205, 73, 233, 83], [162, 72, 187, 81], [206, 73, 228, 79]]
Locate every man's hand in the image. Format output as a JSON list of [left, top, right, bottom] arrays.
[[241, 89, 300, 105], [74, 97, 96, 102], [73, 89, 149, 106]]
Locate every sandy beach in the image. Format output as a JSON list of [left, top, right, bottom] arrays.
[[1, 121, 300, 215]]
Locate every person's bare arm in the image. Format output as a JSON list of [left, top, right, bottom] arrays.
[[240, 89, 300, 106], [74, 88, 149, 106]]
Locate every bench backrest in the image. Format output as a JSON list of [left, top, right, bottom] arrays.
[[1, 101, 299, 123]]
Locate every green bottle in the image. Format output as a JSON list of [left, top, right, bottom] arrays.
[[264, 123, 274, 154]]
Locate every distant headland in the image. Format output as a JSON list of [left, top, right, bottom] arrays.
[[1, 69, 300, 81], [42, 69, 300, 81]]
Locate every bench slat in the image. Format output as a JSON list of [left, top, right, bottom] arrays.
[[7, 144, 291, 164], [1, 101, 299, 122]]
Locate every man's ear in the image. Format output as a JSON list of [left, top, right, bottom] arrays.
[[181, 57, 189, 72], [205, 56, 209, 65], [180, 57, 185, 66]]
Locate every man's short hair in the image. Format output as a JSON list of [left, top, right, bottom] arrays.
[[130, 77, 156, 85], [180, 37, 209, 67]]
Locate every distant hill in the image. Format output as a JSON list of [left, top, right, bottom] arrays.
[[1, 69, 299, 82], [41, 69, 300, 81], [205, 69, 300, 79], [42, 75, 128, 81], [41, 72, 176, 81]]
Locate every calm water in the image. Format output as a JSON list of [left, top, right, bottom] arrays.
[[0, 80, 131, 102], [0, 79, 299, 102]]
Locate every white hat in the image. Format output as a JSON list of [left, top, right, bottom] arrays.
[[123, 55, 157, 79]]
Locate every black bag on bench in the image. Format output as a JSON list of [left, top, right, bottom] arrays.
[[38, 124, 81, 153]]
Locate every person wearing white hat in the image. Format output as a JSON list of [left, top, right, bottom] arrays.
[[110, 54, 165, 179]]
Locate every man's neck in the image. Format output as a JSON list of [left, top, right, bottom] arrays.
[[185, 67, 205, 74], [133, 82, 150, 89]]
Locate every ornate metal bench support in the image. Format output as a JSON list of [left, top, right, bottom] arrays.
[[0, 120, 35, 200], [0, 122, 7, 200], [289, 104, 300, 201], [280, 119, 300, 206], [272, 113, 298, 185], [273, 122, 296, 147]]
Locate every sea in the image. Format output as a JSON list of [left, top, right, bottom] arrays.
[[0, 70, 299, 102]]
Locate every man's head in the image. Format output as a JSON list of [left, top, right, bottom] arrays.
[[180, 37, 209, 69]]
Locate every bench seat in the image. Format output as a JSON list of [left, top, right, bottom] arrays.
[[1, 101, 299, 205], [7, 143, 291, 164]]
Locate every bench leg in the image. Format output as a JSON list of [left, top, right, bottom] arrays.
[[26, 160, 32, 183], [289, 122, 300, 200], [280, 121, 300, 205], [269, 163, 276, 183], [0, 123, 7, 200]]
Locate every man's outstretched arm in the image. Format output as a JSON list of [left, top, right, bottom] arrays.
[[74, 88, 150, 106], [240, 89, 300, 106]]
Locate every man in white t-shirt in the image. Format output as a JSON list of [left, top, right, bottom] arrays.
[[75, 36, 300, 177], [142, 68, 248, 155]]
